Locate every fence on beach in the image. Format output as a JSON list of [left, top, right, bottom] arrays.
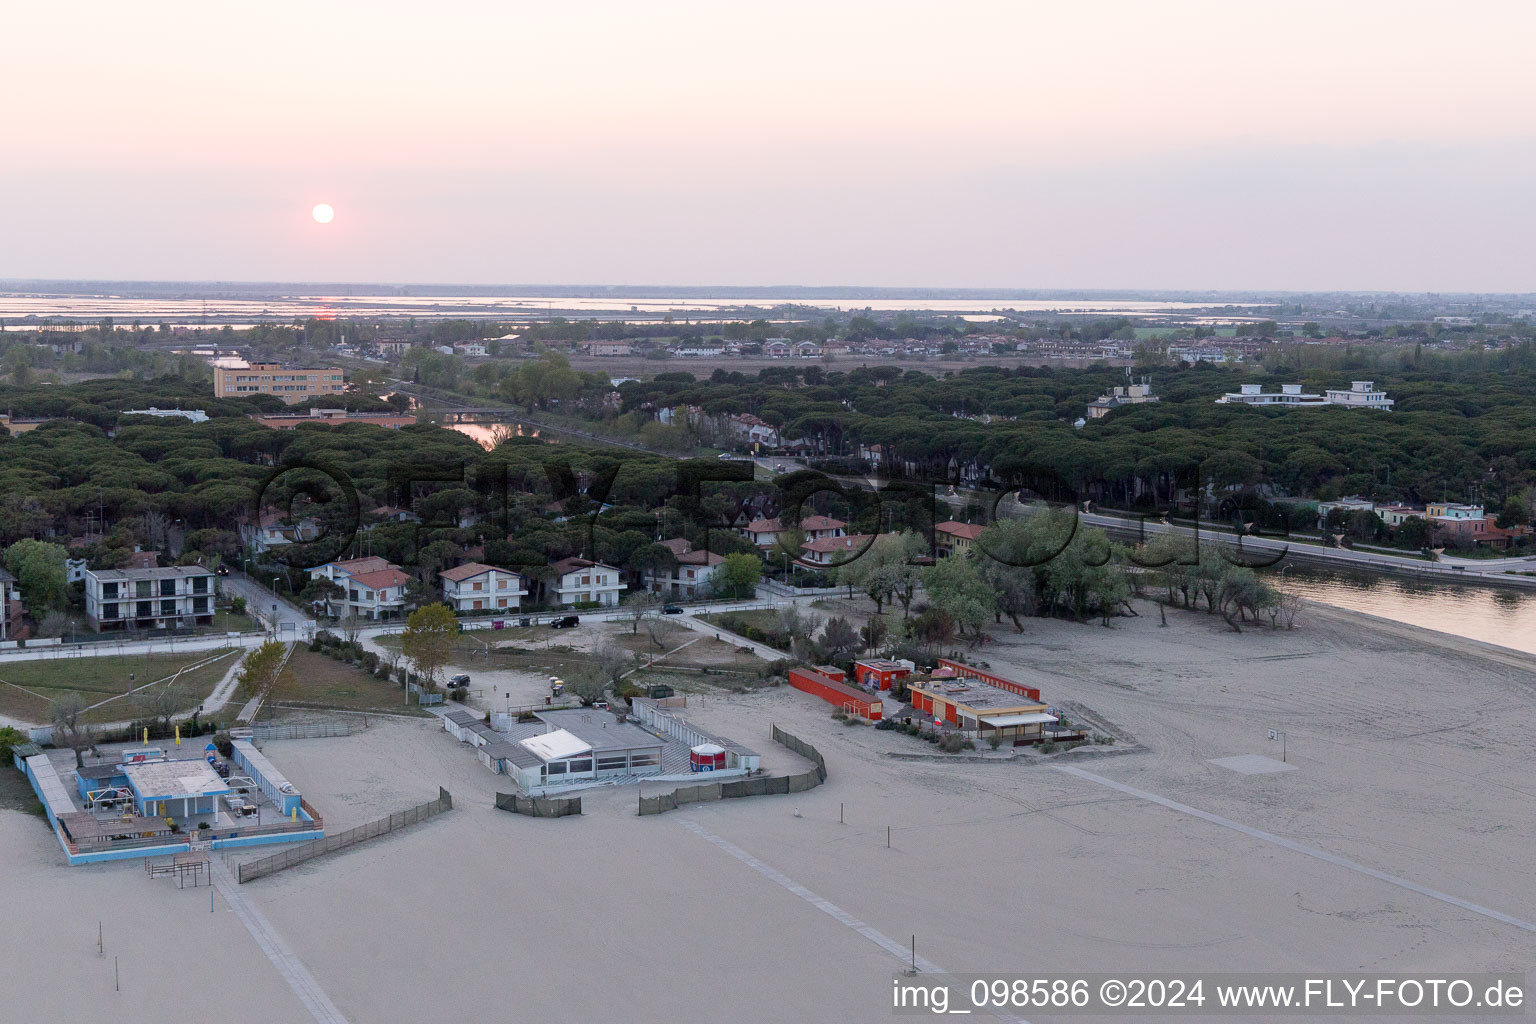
[[237, 788, 452, 883], [637, 725, 827, 816], [495, 792, 582, 817]]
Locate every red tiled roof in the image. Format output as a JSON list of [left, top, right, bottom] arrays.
[[744, 518, 784, 534], [439, 562, 506, 582], [349, 568, 412, 589], [935, 520, 985, 540], [799, 516, 846, 531], [332, 556, 394, 575]]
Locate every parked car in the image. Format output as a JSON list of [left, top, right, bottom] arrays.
[[551, 615, 580, 629], [662, 604, 684, 615], [590, 699, 610, 711], [448, 674, 470, 688]]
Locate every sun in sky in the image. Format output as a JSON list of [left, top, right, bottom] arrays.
[[311, 203, 335, 224]]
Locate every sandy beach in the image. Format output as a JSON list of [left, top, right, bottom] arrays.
[[4, 600, 1534, 1023]]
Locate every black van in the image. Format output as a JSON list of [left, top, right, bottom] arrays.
[[550, 615, 580, 629]]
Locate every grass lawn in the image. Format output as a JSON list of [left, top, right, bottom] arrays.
[[0, 649, 242, 725], [273, 648, 431, 716]]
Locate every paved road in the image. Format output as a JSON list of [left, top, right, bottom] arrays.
[[222, 572, 317, 638]]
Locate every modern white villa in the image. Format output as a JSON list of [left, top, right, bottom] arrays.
[[1217, 381, 1392, 408]]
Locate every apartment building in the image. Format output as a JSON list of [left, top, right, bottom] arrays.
[[439, 563, 528, 613], [214, 363, 346, 404], [84, 566, 216, 632]]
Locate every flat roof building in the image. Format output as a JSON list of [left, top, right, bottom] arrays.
[[83, 565, 215, 632], [215, 362, 346, 404]]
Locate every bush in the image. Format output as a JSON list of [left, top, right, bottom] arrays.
[[875, 718, 896, 731], [1039, 741, 1057, 754], [361, 651, 380, 673], [987, 735, 1001, 750], [231, 596, 247, 616]]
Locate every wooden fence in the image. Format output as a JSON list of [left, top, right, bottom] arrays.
[[494, 792, 582, 817], [638, 726, 826, 815], [237, 787, 452, 883]]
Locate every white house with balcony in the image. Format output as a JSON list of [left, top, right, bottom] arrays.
[[439, 562, 528, 613], [84, 566, 217, 632], [545, 557, 626, 608], [307, 556, 414, 621], [642, 539, 724, 599]]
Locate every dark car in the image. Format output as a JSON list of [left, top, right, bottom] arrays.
[[448, 674, 470, 688], [662, 604, 684, 615], [551, 615, 580, 629], [216, 565, 231, 576]]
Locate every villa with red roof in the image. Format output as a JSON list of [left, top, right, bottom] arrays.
[[934, 520, 984, 558], [308, 556, 416, 621]]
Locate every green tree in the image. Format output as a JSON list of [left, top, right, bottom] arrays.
[[236, 641, 290, 712], [716, 552, 762, 598], [402, 603, 457, 690], [3, 539, 69, 612], [920, 553, 994, 641]]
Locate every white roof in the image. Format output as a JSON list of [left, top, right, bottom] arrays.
[[520, 729, 592, 762], [690, 743, 725, 756], [979, 712, 1059, 727], [122, 758, 232, 799]]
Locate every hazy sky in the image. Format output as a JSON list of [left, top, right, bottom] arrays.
[[4, 1, 1534, 291]]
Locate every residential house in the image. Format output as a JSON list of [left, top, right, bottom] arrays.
[[1316, 497, 1377, 530], [588, 341, 632, 357], [439, 562, 528, 614], [1086, 378, 1159, 420], [242, 510, 322, 553], [740, 517, 788, 551], [307, 556, 414, 621], [84, 566, 216, 632], [454, 342, 489, 358], [642, 539, 724, 599], [934, 520, 984, 557], [545, 557, 627, 607], [799, 516, 846, 542], [799, 534, 876, 567], [762, 339, 792, 358], [794, 340, 822, 358]]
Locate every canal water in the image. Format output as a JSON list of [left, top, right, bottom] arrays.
[[1274, 567, 1536, 657]]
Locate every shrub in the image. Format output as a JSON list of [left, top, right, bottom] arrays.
[[1039, 741, 1057, 754], [987, 735, 1001, 750], [231, 596, 247, 616], [875, 718, 896, 731], [361, 651, 380, 673]]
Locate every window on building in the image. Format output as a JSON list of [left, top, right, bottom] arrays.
[[102, 581, 118, 599], [135, 580, 152, 598], [192, 576, 208, 594], [160, 578, 176, 596], [102, 603, 118, 619], [629, 752, 659, 767], [596, 755, 628, 772], [568, 759, 592, 773], [136, 601, 152, 617], [160, 600, 177, 616], [546, 761, 568, 776]]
